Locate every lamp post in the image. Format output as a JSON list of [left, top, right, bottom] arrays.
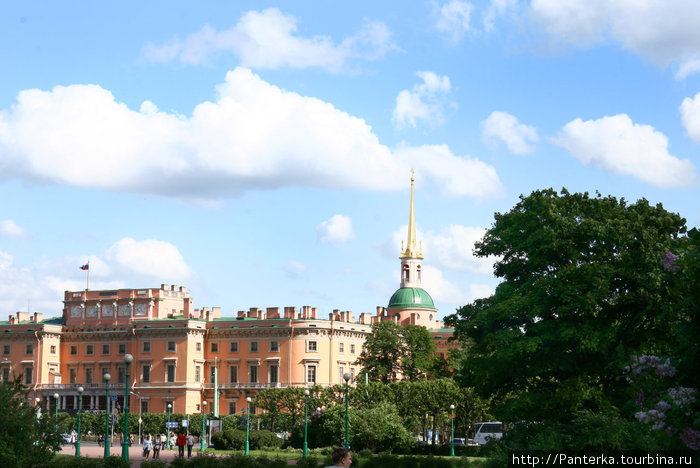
[[343, 373, 351, 449], [167, 403, 172, 450], [104, 373, 111, 458], [450, 404, 455, 456], [245, 397, 252, 455], [121, 354, 133, 461], [201, 401, 207, 452], [303, 389, 310, 458], [76, 387, 84, 457], [53, 393, 59, 435]]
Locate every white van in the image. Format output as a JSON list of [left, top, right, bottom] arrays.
[[472, 421, 503, 445]]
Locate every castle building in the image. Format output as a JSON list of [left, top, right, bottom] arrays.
[[0, 173, 457, 417]]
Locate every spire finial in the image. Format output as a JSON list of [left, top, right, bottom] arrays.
[[401, 169, 422, 259]]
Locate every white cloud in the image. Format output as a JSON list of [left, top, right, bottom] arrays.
[[554, 114, 696, 188], [105, 238, 192, 280], [529, 0, 700, 78], [140, 8, 396, 71], [467, 283, 496, 301], [484, 0, 518, 32], [0, 68, 501, 200], [392, 71, 453, 128], [435, 1, 474, 43], [317, 215, 355, 245], [285, 260, 308, 279], [0, 219, 26, 238], [393, 144, 504, 198], [420, 265, 466, 304], [481, 111, 539, 154], [680, 92, 700, 142]]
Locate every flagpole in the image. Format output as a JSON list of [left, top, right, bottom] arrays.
[[86, 259, 90, 291]]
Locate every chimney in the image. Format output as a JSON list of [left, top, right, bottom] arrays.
[[237, 310, 246, 318], [284, 307, 296, 319], [161, 284, 168, 290], [211, 307, 221, 319], [179, 286, 186, 293], [8, 315, 15, 325], [33, 312, 43, 323], [266, 307, 280, 319], [171, 285, 177, 291], [346, 311, 354, 323], [16, 311, 29, 323], [311, 307, 317, 319]]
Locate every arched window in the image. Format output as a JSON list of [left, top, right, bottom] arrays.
[[402, 264, 410, 282], [417, 265, 422, 281]]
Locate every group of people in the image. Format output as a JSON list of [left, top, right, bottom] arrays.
[[142, 432, 197, 459]]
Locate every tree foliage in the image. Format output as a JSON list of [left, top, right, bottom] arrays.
[[356, 321, 436, 382], [0, 377, 62, 467], [445, 189, 689, 426]]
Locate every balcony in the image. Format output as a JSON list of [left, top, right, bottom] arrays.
[[202, 382, 285, 390]]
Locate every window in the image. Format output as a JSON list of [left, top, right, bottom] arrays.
[[269, 341, 279, 352], [50, 345, 56, 354], [24, 367, 32, 385], [196, 342, 202, 352], [307, 365, 317, 384], [230, 341, 239, 352], [167, 341, 176, 352], [1, 367, 9, 382], [166, 364, 176, 383], [102, 344, 110, 355], [350, 368, 355, 380], [339, 343, 344, 353], [210, 342, 219, 353], [101, 367, 110, 381], [307, 341, 317, 352], [194, 366, 201, 383], [142, 341, 151, 353], [140, 400, 149, 414], [85, 368, 94, 384], [249, 365, 258, 383], [229, 366, 238, 383], [228, 401, 237, 415], [250, 341, 258, 352], [350, 344, 356, 354], [196, 404, 201, 412], [69, 368, 77, 384], [339, 366, 345, 383], [142, 364, 150, 383], [2, 344, 9, 355], [85, 344, 94, 355], [118, 344, 126, 354], [25, 344, 33, 355], [70, 345, 77, 355], [210, 366, 216, 382], [269, 364, 279, 383], [117, 366, 125, 384]]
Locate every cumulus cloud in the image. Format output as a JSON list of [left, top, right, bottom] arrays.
[[105, 238, 192, 280], [392, 71, 453, 128], [317, 215, 355, 245], [284, 260, 308, 279], [420, 265, 468, 304], [553, 114, 696, 188], [435, 1, 474, 43], [393, 144, 504, 198], [680, 92, 700, 142], [141, 8, 396, 71], [0, 68, 502, 200], [528, 0, 700, 78], [481, 111, 539, 154], [0, 219, 26, 238]]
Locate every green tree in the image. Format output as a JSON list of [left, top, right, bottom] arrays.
[[446, 189, 687, 428], [356, 321, 437, 382], [0, 378, 62, 467]]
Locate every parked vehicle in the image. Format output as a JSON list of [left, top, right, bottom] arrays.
[[472, 421, 503, 445], [60, 433, 72, 444], [448, 437, 467, 446]]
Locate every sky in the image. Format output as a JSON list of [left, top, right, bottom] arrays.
[[1, 1, 699, 322]]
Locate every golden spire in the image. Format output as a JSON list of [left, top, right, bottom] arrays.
[[401, 169, 423, 259]]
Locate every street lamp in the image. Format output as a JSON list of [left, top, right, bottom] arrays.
[[76, 387, 84, 457], [53, 393, 59, 438], [303, 389, 310, 458], [450, 404, 455, 457], [121, 353, 133, 461], [245, 397, 252, 455], [167, 403, 172, 450], [201, 401, 207, 452], [343, 373, 351, 449], [104, 373, 111, 458]]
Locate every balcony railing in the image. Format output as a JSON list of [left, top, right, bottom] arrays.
[[202, 382, 285, 390]]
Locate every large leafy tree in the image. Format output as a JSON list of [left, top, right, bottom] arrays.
[[356, 321, 436, 382], [445, 189, 687, 425]]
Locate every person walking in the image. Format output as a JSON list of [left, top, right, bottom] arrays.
[[186, 433, 195, 457], [153, 434, 161, 459], [176, 432, 186, 457], [142, 434, 153, 460]]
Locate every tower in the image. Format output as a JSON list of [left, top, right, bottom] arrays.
[[386, 170, 437, 328]]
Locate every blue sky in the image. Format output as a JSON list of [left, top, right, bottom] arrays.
[[1, 1, 699, 321]]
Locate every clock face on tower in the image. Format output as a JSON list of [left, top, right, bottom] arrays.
[[135, 303, 147, 316]]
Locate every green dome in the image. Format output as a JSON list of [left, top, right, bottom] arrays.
[[387, 287, 436, 309]]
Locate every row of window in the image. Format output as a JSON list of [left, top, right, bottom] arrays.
[[2, 340, 359, 357]]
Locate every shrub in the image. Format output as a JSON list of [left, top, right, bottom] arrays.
[[140, 461, 167, 468], [249, 430, 283, 450]]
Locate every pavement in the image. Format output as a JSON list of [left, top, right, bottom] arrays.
[[59, 441, 205, 466]]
